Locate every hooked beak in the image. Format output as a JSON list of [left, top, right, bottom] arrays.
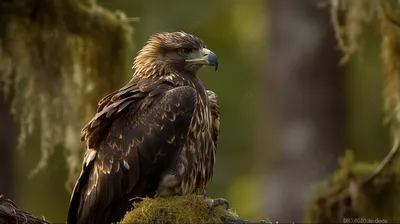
[[185, 48, 219, 71]]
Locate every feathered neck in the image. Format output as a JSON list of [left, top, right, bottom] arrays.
[[131, 40, 169, 78]]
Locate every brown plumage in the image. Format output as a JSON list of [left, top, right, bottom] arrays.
[[67, 31, 220, 224]]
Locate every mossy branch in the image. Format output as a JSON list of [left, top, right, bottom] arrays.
[[121, 195, 269, 224], [0, 195, 268, 224], [307, 147, 400, 223]]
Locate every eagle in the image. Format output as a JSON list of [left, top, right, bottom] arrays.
[[67, 31, 225, 224]]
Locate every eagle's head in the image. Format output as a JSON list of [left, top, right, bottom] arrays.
[[133, 31, 218, 77]]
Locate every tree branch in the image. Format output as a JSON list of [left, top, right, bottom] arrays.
[[0, 195, 49, 224], [0, 195, 268, 224]]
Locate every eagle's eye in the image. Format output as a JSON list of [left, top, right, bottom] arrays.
[[177, 48, 192, 56]]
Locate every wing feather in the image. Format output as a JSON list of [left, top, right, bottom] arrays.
[[206, 90, 220, 148], [67, 82, 197, 224]]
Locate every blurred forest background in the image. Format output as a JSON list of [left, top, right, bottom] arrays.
[[0, 0, 395, 223]]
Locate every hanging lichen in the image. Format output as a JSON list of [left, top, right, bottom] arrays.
[[381, 0, 400, 137], [0, 0, 133, 190], [306, 1, 400, 222], [330, 0, 379, 63]]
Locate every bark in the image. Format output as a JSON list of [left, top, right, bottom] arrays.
[[0, 195, 49, 224], [259, 0, 344, 222]]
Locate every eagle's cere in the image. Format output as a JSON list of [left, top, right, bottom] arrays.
[[67, 31, 221, 224]]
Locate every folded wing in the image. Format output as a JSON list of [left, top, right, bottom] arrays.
[[67, 82, 197, 224]]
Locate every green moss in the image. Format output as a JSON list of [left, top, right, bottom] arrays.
[[122, 195, 242, 224], [306, 150, 399, 223]]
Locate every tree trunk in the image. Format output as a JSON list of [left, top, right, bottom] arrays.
[[0, 93, 16, 200], [258, 0, 344, 222]]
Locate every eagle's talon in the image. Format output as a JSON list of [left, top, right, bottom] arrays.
[[207, 198, 229, 215]]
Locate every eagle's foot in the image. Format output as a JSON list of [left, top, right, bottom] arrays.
[[207, 198, 229, 215]]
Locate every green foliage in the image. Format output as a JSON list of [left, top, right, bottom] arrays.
[[0, 0, 133, 189]]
